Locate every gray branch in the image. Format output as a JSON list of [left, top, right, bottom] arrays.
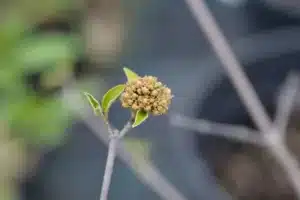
[[183, 0, 300, 198], [99, 136, 118, 200], [170, 114, 264, 145], [274, 72, 300, 134]]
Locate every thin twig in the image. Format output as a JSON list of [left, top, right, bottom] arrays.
[[100, 118, 133, 200], [99, 135, 118, 200], [274, 73, 299, 134], [119, 120, 133, 138], [183, 0, 300, 198], [170, 114, 264, 145], [99, 121, 132, 200]]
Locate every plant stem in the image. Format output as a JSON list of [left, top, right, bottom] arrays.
[[119, 121, 133, 138], [274, 73, 299, 135], [99, 121, 133, 200], [100, 136, 118, 200]]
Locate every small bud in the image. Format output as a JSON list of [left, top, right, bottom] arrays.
[[157, 106, 163, 111], [165, 88, 171, 95], [138, 96, 143, 102], [160, 100, 167, 105], [155, 82, 162, 88], [132, 103, 139, 110], [145, 106, 151, 112], [143, 98, 148, 104], [153, 110, 160, 115], [136, 80, 142, 86], [122, 93, 129, 98], [125, 88, 132, 93], [142, 87, 149, 94], [127, 99, 133, 105], [122, 102, 129, 108], [132, 93, 138, 99], [130, 85, 136, 90], [148, 84, 154, 90], [151, 90, 158, 96]]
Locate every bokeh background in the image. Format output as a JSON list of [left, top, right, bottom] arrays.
[[2, 0, 300, 200]]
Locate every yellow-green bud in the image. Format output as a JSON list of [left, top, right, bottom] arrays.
[[120, 75, 172, 115]]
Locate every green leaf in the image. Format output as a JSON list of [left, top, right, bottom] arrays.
[[83, 92, 102, 116], [123, 67, 140, 82], [132, 110, 149, 127], [101, 84, 125, 117], [10, 97, 70, 147], [17, 34, 81, 71]]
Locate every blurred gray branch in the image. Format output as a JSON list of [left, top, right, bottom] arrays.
[[274, 72, 300, 136], [182, 0, 300, 198], [170, 114, 263, 145]]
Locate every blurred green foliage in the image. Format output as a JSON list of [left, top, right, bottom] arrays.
[[1, 0, 83, 147], [0, 1, 85, 199]]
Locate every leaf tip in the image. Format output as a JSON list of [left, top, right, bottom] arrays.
[[123, 66, 129, 71], [132, 110, 149, 128], [83, 91, 90, 98], [123, 67, 140, 82], [83, 91, 103, 116]]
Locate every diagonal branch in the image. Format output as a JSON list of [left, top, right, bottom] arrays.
[[274, 72, 300, 135], [99, 135, 118, 200], [170, 114, 264, 145]]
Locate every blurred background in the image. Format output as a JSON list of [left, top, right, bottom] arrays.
[[2, 0, 300, 200]]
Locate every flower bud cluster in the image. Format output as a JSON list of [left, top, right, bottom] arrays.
[[120, 76, 172, 115]]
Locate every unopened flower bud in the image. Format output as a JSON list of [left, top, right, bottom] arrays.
[[153, 110, 160, 115], [127, 99, 133, 105], [122, 102, 129, 108], [132, 93, 138, 99], [143, 98, 148, 104], [142, 87, 149, 94], [120, 75, 172, 115], [151, 90, 158, 96], [145, 106, 151, 112], [136, 80, 142, 86], [155, 82, 162, 88], [132, 103, 139, 110], [165, 88, 171, 95]]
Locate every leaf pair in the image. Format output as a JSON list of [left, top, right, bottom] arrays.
[[84, 67, 150, 128], [83, 84, 124, 119]]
